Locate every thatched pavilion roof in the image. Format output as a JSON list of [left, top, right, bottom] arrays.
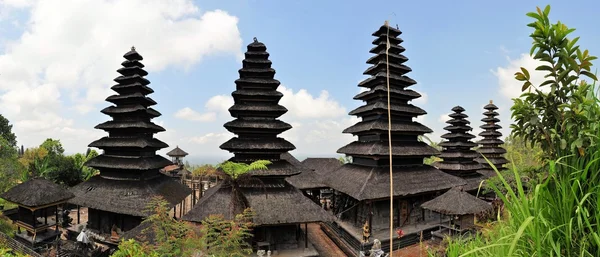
[[322, 164, 466, 201], [0, 179, 74, 209], [181, 183, 333, 225], [166, 146, 188, 157], [421, 187, 492, 215], [69, 176, 190, 217], [301, 158, 343, 176]]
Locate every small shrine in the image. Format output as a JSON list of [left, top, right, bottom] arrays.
[[182, 38, 331, 255], [475, 101, 509, 177], [162, 146, 191, 179], [421, 187, 492, 238], [322, 23, 466, 253], [0, 179, 74, 247], [434, 106, 485, 192], [166, 146, 188, 165], [69, 47, 191, 245]]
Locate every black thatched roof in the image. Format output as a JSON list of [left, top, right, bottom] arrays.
[[322, 164, 466, 201], [421, 187, 492, 215], [285, 169, 327, 190], [476, 101, 509, 173], [85, 46, 171, 177], [0, 179, 74, 208], [336, 23, 437, 164], [166, 146, 188, 157], [220, 38, 297, 173], [69, 174, 191, 217], [181, 183, 333, 225], [434, 106, 483, 178], [301, 158, 343, 176], [122, 220, 157, 245]]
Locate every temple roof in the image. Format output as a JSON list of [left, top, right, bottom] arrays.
[[433, 106, 482, 177], [181, 183, 333, 225], [84, 47, 171, 177], [0, 179, 74, 209], [421, 187, 492, 215], [323, 164, 465, 201], [69, 175, 190, 217], [301, 158, 343, 176], [476, 101, 509, 171], [219, 38, 299, 176], [166, 146, 188, 157]]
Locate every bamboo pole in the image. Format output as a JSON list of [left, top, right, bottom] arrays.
[[385, 20, 394, 256]]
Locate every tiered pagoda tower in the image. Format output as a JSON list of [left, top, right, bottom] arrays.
[[70, 47, 190, 239], [434, 106, 484, 192], [182, 38, 330, 253], [475, 101, 509, 176], [322, 23, 465, 252]]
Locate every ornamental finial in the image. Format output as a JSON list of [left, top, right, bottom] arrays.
[[253, 37, 258, 43]]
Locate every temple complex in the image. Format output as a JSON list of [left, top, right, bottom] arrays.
[[475, 101, 509, 177], [321, 23, 466, 253], [434, 106, 484, 192], [68, 47, 190, 244], [181, 38, 331, 255]]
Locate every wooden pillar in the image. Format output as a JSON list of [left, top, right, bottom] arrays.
[[55, 206, 59, 231], [77, 206, 80, 224], [32, 209, 36, 230], [304, 223, 308, 249], [368, 201, 373, 237], [173, 206, 176, 218], [192, 182, 196, 206], [44, 208, 48, 225]]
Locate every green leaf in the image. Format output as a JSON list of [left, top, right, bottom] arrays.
[[581, 70, 598, 81], [515, 72, 527, 81], [543, 5, 551, 16], [560, 138, 567, 149], [535, 65, 554, 72], [520, 67, 531, 80], [522, 81, 532, 91], [526, 12, 542, 20]]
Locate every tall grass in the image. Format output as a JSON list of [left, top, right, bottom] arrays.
[[440, 86, 600, 256]]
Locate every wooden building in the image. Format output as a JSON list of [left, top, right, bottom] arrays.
[[434, 106, 485, 193], [68, 47, 191, 244], [181, 38, 331, 255], [421, 187, 492, 237], [321, 23, 466, 254], [0, 179, 74, 247], [475, 101, 509, 177]]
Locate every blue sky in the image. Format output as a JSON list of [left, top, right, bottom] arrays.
[[0, 0, 598, 164]]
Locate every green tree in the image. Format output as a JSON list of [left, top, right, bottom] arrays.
[[511, 5, 598, 159], [72, 149, 99, 181], [40, 138, 65, 157], [0, 114, 17, 148], [217, 160, 271, 216], [503, 135, 543, 172]]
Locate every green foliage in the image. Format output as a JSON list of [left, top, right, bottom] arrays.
[[511, 5, 599, 159], [0, 137, 24, 194], [39, 138, 65, 157], [72, 149, 99, 181], [0, 114, 17, 148], [338, 156, 352, 164], [503, 135, 543, 171], [218, 160, 271, 180], [420, 135, 442, 165], [113, 197, 254, 257], [0, 215, 16, 237]]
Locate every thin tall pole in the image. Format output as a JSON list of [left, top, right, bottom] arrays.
[[385, 20, 394, 256]]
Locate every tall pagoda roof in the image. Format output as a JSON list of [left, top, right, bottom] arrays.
[[219, 38, 299, 177], [166, 146, 188, 157], [324, 23, 465, 199], [71, 47, 190, 216], [301, 158, 343, 176], [475, 100, 509, 173], [434, 106, 484, 191], [421, 187, 492, 215], [0, 179, 74, 209]]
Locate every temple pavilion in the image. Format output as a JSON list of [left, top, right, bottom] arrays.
[[161, 146, 191, 179], [321, 23, 466, 253], [69, 47, 191, 244], [0, 179, 74, 247], [434, 106, 485, 193], [181, 38, 331, 255], [475, 101, 509, 177]]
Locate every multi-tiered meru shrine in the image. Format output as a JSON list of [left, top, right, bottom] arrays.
[[182, 38, 331, 254], [69, 47, 190, 241], [476, 101, 509, 177], [322, 23, 465, 253], [434, 106, 485, 192]]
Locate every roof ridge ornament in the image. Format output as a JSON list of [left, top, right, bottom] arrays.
[[253, 37, 258, 43], [131, 46, 136, 51]]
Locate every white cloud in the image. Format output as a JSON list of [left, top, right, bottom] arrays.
[[438, 113, 451, 123], [278, 86, 346, 119], [0, 0, 242, 150], [492, 53, 546, 100], [189, 132, 230, 145], [205, 94, 233, 115], [175, 107, 216, 122]]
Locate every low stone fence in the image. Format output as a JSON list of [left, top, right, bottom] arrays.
[[0, 231, 44, 257]]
